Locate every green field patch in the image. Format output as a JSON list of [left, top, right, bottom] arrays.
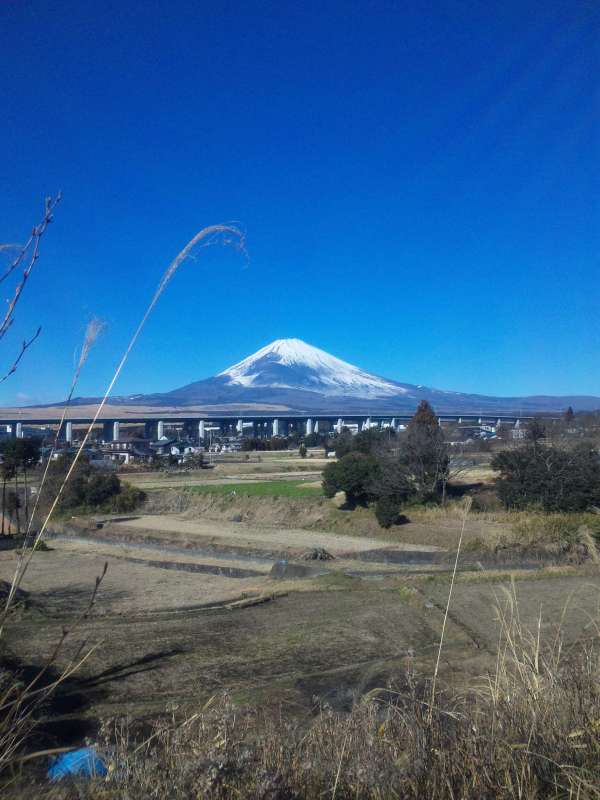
[[314, 572, 360, 589], [185, 480, 323, 498]]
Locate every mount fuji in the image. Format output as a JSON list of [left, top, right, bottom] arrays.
[[219, 339, 405, 398], [96, 338, 600, 415]]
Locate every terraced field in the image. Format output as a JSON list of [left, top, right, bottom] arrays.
[[185, 479, 323, 497], [2, 508, 599, 734]]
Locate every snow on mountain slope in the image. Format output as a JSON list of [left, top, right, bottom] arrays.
[[64, 336, 600, 413], [219, 338, 406, 398]]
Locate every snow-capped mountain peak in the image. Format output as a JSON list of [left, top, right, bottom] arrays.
[[219, 338, 406, 398], [65, 337, 600, 415]]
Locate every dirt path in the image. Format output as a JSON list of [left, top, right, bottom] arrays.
[[110, 514, 439, 555], [52, 535, 273, 571], [127, 471, 324, 489]]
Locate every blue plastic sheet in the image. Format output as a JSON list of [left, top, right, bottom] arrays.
[[48, 746, 107, 781]]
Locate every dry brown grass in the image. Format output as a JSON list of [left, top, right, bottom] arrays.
[[16, 600, 600, 799], [7, 528, 600, 798], [409, 502, 600, 553]]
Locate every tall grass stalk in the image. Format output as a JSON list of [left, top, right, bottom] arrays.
[[0, 319, 105, 626], [430, 495, 472, 717], [1, 224, 244, 627], [0, 224, 244, 775]]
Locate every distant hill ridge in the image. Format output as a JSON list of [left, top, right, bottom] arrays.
[[64, 338, 600, 415]]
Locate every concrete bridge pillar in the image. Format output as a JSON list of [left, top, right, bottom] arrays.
[[65, 421, 73, 443], [335, 418, 344, 434], [236, 419, 243, 435], [478, 417, 482, 425], [15, 422, 23, 439], [157, 420, 165, 439], [306, 418, 313, 436], [112, 421, 120, 441], [272, 419, 280, 437], [458, 417, 462, 424], [198, 420, 205, 441]]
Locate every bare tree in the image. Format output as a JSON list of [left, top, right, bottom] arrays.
[[0, 193, 61, 379]]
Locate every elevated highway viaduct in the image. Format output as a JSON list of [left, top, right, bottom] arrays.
[[0, 412, 535, 443]]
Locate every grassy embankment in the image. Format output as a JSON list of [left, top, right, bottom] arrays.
[[185, 480, 323, 498]]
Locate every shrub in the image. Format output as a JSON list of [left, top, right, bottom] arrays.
[[510, 511, 600, 547], [375, 494, 404, 527], [333, 428, 395, 458], [183, 452, 204, 469], [322, 462, 341, 498], [110, 483, 146, 513], [324, 453, 416, 524], [304, 432, 327, 448], [333, 429, 354, 458], [492, 442, 600, 511], [469, 487, 503, 512], [322, 452, 380, 506], [241, 436, 290, 452], [352, 428, 393, 455], [85, 473, 121, 506], [368, 457, 415, 501]]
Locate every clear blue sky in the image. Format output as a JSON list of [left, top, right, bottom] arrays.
[[1, 0, 598, 405]]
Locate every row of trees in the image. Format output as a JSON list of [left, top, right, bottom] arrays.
[[240, 436, 291, 452], [323, 404, 600, 524], [41, 455, 146, 513], [0, 438, 146, 536]]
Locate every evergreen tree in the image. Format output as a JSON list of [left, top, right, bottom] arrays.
[[526, 417, 546, 447], [404, 401, 449, 499], [322, 452, 380, 506]]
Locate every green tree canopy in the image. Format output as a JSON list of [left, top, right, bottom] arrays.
[[322, 452, 380, 506]]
